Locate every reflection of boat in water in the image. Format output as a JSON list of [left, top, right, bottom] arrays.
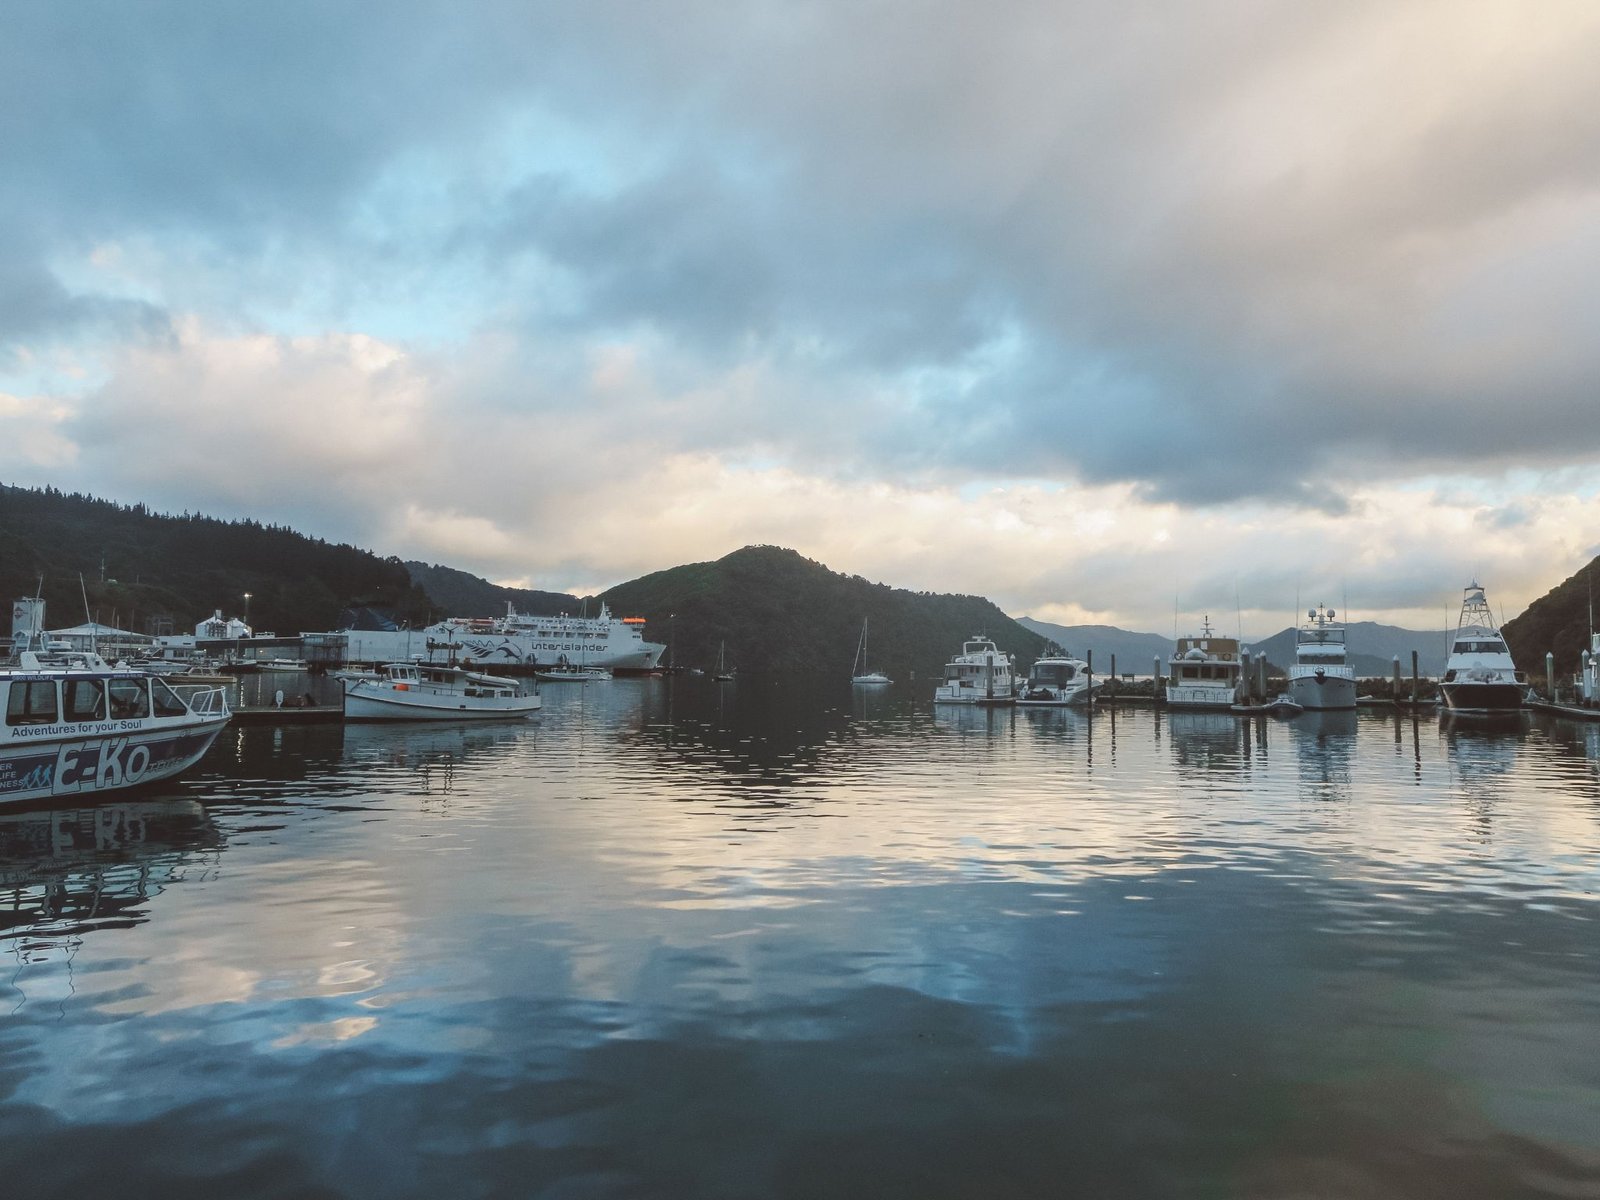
[[1, 651, 231, 807], [1294, 709, 1359, 740], [336, 663, 541, 722], [1165, 710, 1248, 771], [933, 701, 1017, 735], [1440, 582, 1526, 713], [0, 798, 222, 941], [339, 720, 535, 785]]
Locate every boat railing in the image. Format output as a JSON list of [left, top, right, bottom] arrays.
[[185, 686, 232, 718]]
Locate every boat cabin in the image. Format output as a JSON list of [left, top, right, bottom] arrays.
[[5, 671, 201, 728]]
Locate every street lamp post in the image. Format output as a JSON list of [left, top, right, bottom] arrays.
[[243, 592, 252, 633]]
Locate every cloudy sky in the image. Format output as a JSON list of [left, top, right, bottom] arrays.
[[3, 0, 1598, 633]]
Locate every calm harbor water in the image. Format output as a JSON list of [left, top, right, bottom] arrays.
[[3, 677, 1598, 1199]]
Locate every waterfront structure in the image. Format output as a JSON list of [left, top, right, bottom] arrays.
[[1440, 583, 1526, 713], [934, 636, 1017, 704], [1165, 619, 1243, 710], [1285, 605, 1357, 711]]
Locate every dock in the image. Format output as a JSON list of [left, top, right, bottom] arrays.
[[1529, 699, 1600, 722], [232, 704, 345, 725]]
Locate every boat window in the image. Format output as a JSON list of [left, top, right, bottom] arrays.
[[6, 680, 59, 726], [151, 679, 189, 718], [108, 678, 151, 719], [64, 678, 107, 722]]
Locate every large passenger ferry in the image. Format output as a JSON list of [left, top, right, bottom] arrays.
[[333, 603, 665, 674]]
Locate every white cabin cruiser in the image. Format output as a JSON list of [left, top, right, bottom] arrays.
[[933, 636, 1016, 705], [1165, 619, 1243, 710], [0, 650, 231, 807], [1017, 648, 1097, 706], [1440, 583, 1526, 713], [1286, 605, 1357, 711], [338, 663, 542, 722]]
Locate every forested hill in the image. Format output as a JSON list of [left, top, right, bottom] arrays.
[[1504, 557, 1599, 675], [0, 483, 432, 635], [599, 545, 1050, 678], [405, 561, 581, 619]]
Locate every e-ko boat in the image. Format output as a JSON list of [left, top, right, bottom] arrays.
[[337, 663, 542, 722], [1286, 605, 1357, 711], [1017, 647, 1097, 706], [1165, 619, 1243, 710], [1, 651, 231, 807], [933, 636, 1017, 704], [1440, 582, 1527, 713]]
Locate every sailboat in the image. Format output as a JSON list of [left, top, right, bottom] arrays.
[[850, 619, 891, 685], [714, 641, 735, 682]]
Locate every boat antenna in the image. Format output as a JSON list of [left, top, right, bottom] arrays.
[[80, 572, 95, 656], [1235, 582, 1242, 641]]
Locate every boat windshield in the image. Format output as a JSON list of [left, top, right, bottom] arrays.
[[1453, 640, 1506, 654], [1031, 664, 1078, 685]]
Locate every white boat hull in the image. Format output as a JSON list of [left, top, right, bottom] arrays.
[[933, 684, 1016, 704], [1287, 672, 1357, 711], [344, 690, 541, 722], [1017, 681, 1099, 706], [1165, 684, 1238, 710], [0, 719, 229, 807]]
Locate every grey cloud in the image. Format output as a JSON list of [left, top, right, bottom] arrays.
[[6, 1, 1600, 509]]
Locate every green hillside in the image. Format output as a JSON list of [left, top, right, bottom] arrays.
[[405, 561, 582, 619], [599, 545, 1049, 678], [0, 483, 433, 635], [1504, 558, 1599, 677]]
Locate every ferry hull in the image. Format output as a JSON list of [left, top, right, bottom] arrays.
[[1287, 673, 1357, 711], [0, 720, 229, 807]]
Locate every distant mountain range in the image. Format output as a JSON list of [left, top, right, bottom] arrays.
[[1018, 615, 1452, 678], [1014, 618, 1174, 674]]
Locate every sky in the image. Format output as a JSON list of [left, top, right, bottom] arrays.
[[3, 0, 1599, 635]]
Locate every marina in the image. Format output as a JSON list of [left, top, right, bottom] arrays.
[[2, 677, 1597, 1198]]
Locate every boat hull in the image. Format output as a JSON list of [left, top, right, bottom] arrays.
[[0, 719, 229, 807], [1164, 685, 1238, 710], [344, 689, 541, 722], [1440, 682, 1525, 713], [933, 685, 1017, 704], [1287, 672, 1357, 711], [1016, 683, 1098, 706]]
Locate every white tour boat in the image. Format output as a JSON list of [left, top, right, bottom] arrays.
[[1017, 647, 1097, 706], [1165, 618, 1243, 710], [534, 661, 613, 682], [338, 663, 542, 722], [0, 650, 231, 807], [850, 619, 891, 686], [1286, 605, 1357, 711], [934, 636, 1017, 704], [1440, 582, 1526, 713]]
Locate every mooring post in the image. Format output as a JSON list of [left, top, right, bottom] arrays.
[[1546, 651, 1555, 702], [1393, 656, 1402, 704], [1411, 650, 1419, 706], [1109, 653, 1117, 702]]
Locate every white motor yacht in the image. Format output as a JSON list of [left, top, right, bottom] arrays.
[[1, 650, 231, 807], [1440, 583, 1526, 713], [1165, 618, 1243, 710], [1017, 647, 1097, 706], [933, 636, 1016, 705], [338, 663, 542, 722], [1286, 605, 1356, 711]]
